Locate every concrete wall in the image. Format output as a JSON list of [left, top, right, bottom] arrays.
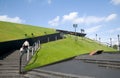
[[0, 33, 62, 56]]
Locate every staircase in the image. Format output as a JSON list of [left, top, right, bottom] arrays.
[[24, 69, 93, 78], [0, 50, 28, 78], [0, 50, 93, 78]]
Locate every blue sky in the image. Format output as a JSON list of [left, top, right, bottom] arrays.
[[0, 0, 120, 45]]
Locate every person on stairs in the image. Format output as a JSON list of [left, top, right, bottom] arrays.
[[20, 40, 30, 54]]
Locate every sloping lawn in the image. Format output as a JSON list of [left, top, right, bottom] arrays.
[[0, 21, 55, 42], [25, 36, 116, 70]]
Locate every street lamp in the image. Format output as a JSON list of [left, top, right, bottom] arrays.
[[73, 24, 78, 41], [96, 34, 97, 41], [80, 29, 82, 33], [118, 35, 120, 51], [99, 37, 101, 43], [73, 24, 78, 36], [110, 38, 112, 47]]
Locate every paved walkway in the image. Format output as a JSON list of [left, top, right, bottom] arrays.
[[1, 50, 120, 78], [37, 52, 120, 78], [75, 52, 120, 61]]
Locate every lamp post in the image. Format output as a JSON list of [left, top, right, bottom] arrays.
[[73, 24, 77, 36], [99, 37, 101, 43], [110, 38, 112, 47], [118, 35, 120, 51], [96, 34, 97, 41], [80, 29, 82, 33], [73, 24, 78, 41]]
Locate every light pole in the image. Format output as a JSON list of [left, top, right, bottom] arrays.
[[96, 34, 97, 41], [110, 38, 112, 47], [73, 24, 78, 41], [99, 37, 101, 43], [81, 29, 84, 33], [118, 35, 120, 51]]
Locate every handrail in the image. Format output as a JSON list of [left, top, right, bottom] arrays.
[[19, 51, 25, 74], [19, 40, 40, 74]]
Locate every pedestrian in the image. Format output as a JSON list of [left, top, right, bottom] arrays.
[[22, 40, 30, 51], [20, 40, 30, 54]]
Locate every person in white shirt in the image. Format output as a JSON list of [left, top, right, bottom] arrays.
[[20, 40, 30, 53], [22, 40, 29, 49]]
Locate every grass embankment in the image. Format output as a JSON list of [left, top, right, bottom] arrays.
[[25, 35, 116, 70], [0, 21, 55, 42]]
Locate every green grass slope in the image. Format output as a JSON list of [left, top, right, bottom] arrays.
[[25, 35, 116, 70], [0, 21, 55, 42]]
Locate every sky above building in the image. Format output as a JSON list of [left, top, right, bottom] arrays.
[[0, 0, 120, 45]]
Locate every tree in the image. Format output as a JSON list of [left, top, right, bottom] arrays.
[[31, 33, 34, 37], [44, 32, 47, 35], [24, 34, 27, 38], [113, 45, 118, 50]]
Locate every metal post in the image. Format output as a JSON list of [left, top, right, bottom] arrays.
[[37, 42, 39, 49], [38, 40, 40, 47], [31, 47, 34, 56], [19, 51, 25, 74], [118, 35, 120, 51], [48, 37, 49, 42], [110, 38, 112, 47], [39, 40, 41, 49], [55, 36, 57, 40], [73, 24, 78, 41], [36, 42, 38, 49], [27, 49, 29, 61], [96, 34, 97, 41], [34, 43, 36, 51], [99, 37, 101, 42]]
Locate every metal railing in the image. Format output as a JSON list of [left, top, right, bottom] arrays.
[[19, 40, 40, 74]]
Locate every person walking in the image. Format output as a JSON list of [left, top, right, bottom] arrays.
[[20, 40, 30, 53]]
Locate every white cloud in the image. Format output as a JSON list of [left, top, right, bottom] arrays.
[[0, 15, 24, 23], [28, 0, 32, 3], [62, 12, 78, 22], [48, 16, 60, 26], [111, 0, 120, 5], [48, 0, 52, 4], [85, 25, 102, 33], [48, 12, 117, 26], [62, 12, 117, 25], [84, 16, 104, 25], [109, 27, 120, 33], [105, 14, 117, 21], [112, 38, 119, 45]]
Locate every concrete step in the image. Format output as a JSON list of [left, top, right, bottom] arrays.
[[0, 62, 26, 65], [0, 70, 18, 73], [25, 71, 61, 78], [0, 75, 26, 78], [4, 58, 20, 60], [25, 69, 93, 78], [0, 65, 25, 67], [99, 64, 120, 69], [0, 66, 18, 69], [80, 59, 120, 66], [0, 68, 18, 70], [0, 72, 19, 75], [0, 63, 19, 65], [0, 50, 28, 78]]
